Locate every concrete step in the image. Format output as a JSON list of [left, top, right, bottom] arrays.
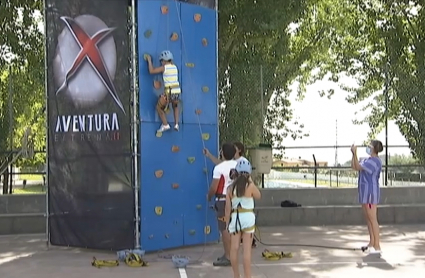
[[255, 204, 425, 226], [256, 187, 425, 207], [0, 213, 46, 235], [0, 194, 45, 214]]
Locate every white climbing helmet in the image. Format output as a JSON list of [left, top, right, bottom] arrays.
[[159, 50, 173, 61], [235, 158, 252, 174]]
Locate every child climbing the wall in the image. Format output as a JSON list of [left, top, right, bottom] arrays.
[[146, 50, 181, 133], [225, 159, 261, 278]]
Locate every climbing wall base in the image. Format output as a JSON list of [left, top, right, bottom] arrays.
[[139, 122, 219, 251]]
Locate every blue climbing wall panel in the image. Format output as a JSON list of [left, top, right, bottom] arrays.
[[138, 0, 219, 252]]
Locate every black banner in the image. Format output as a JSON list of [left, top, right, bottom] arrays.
[[46, 0, 134, 250]]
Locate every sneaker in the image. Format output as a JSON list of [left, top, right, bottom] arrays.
[[213, 257, 231, 267], [216, 254, 226, 261], [157, 124, 170, 133], [368, 247, 382, 255], [174, 124, 179, 131]]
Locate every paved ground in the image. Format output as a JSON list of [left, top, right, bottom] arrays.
[[1, 225, 425, 278]]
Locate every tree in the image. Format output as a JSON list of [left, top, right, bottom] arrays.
[[218, 0, 318, 149], [0, 0, 44, 193], [290, 0, 425, 162]]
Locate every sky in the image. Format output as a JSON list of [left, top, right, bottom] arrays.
[[280, 76, 410, 165]]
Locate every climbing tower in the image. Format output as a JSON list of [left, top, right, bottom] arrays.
[[137, 0, 219, 251]]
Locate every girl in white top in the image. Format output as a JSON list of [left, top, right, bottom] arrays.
[[225, 159, 261, 278], [146, 50, 181, 133]]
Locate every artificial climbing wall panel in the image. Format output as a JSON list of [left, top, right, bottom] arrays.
[[138, 0, 219, 252]]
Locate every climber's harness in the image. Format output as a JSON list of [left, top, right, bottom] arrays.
[[229, 203, 255, 235]]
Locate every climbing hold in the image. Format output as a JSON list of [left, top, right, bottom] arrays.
[[194, 13, 201, 22], [165, 234, 170, 239], [203, 167, 208, 173], [187, 157, 196, 164], [195, 109, 202, 115], [154, 80, 162, 89], [202, 133, 210, 140], [196, 204, 202, 210], [171, 145, 180, 152], [156, 131, 162, 138], [155, 170, 163, 178], [155, 206, 163, 215], [143, 53, 151, 61], [202, 86, 209, 93], [202, 38, 208, 46], [204, 226, 211, 235], [189, 230, 196, 235], [144, 30, 152, 38], [148, 235, 154, 239], [185, 63, 195, 68], [161, 5, 169, 14], [170, 32, 179, 41], [173, 220, 179, 225], [172, 183, 179, 189]]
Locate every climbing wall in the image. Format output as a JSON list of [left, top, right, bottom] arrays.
[[137, 0, 219, 252]]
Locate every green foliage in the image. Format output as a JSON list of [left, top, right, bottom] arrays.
[[218, 0, 312, 148], [292, 0, 425, 162], [0, 0, 45, 167]]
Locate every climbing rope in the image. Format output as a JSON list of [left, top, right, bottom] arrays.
[[91, 253, 149, 268]]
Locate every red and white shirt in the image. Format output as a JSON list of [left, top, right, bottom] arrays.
[[213, 160, 237, 200]]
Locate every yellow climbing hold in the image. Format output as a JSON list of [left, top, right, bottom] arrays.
[[155, 206, 163, 215], [170, 32, 179, 41], [204, 225, 211, 235], [143, 54, 151, 60], [171, 145, 180, 152], [161, 5, 169, 14], [187, 157, 196, 164], [194, 13, 201, 22], [155, 170, 163, 178], [202, 86, 209, 93], [185, 63, 195, 68], [202, 133, 210, 140], [156, 131, 162, 138]]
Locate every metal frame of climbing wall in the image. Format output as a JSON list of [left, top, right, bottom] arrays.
[[131, 0, 141, 249], [137, 0, 219, 252]]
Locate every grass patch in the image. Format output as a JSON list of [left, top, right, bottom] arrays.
[[19, 174, 44, 181], [13, 185, 45, 194]]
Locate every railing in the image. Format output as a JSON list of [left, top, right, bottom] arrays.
[[263, 165, 425, 188]]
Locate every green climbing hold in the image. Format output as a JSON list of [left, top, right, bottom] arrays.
[[187, 157, 196, 164], [189, 230, 196, 235], [196, 204, 202, 210], [202, 133, 210, 140], [144, 30, 152, 38], [202, 86, 209, 93], [203, 167, 208, 173]]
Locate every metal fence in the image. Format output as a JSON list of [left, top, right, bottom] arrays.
[[1, 143, 423, 194], [262, 144, 423, 188]]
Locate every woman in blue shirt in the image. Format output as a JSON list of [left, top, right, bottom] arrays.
[[351, 140, 383, 255]]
